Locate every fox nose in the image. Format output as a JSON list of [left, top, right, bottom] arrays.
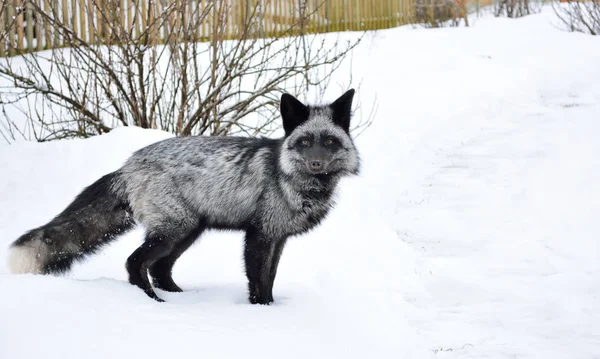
[[309, 160, 323, 170]]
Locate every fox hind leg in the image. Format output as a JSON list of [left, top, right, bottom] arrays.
[[126, 224, 198, 302], [149, 224, 205, 292]]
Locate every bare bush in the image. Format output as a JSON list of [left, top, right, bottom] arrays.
[[415, 0, 469, 28], [0, 0, 365, 142], [495, 0, 540, 17], [554, 0, 600, 35]]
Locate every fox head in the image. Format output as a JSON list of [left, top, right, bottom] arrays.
[[279, 89, 360, 178]]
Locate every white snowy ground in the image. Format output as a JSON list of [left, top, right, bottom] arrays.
[[1, 7, 600, 359]]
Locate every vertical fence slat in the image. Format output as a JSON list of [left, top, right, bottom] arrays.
[[371, 0, 376, 29], [26, 0, 33, 51], [151, 0, 158, 45], [338, 0, 343, 31], [203, 0, 208, 40], [43, 0, 51, 48], [140, 0, 146, 42], [126, 0, 131, 38], [314, 0, 319, 33], [197, 0, 202, 40], [331, 0, 336, 31], [16, 0, 24, 53], [87, 0, 94, 44], [387, 0, 394, 28], [35, 0, 42, 50], [343, 0, 348, 31], [54, 0, 60, 46], [307, 0, 312, 33], [79, 0, 85, 41], [62, 0, 69, 45], [165, 0, 173, 42], [273, 0, 278, 34], [371, 0, 376, 30], [106, 0, 111, 43], [377, 0, 382, 29], [7, 1, 15, 56], [118, 0, 124, 41], [1, 2, 6, 57], [378, 0, 383, 28], [71, 0, 78, 38], [180, 0, 186, 42], [225, 0, 231, 38], [96, 0, 103, 42], [346, 0, 350, 30], [134, 0, 139, 40], [235, 0, 241, 37], [176, 0, 182, 41]]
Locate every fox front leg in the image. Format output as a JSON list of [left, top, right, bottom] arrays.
[[244, 227, 286, 305]]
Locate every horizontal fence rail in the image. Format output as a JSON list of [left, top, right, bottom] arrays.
[[0, 0, 474, 56]]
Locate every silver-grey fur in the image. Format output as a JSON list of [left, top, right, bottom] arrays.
[[8, 89, 360, 304]]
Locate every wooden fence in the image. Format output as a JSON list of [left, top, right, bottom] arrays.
[[0, 0, 457, 57]]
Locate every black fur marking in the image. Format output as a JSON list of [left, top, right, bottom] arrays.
[[330, 89, 355, 133], [281, 93, 309, 136]]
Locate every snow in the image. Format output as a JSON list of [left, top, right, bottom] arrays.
[[1, 7, 600, 359]]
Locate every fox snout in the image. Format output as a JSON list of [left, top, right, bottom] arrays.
[[301, 143, 336, 174], [306, 159, 327, 173]]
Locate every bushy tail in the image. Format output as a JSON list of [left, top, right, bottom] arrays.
[[8, 171, 134, 275]]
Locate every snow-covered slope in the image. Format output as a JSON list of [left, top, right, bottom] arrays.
[[1, 8, 599, 359]]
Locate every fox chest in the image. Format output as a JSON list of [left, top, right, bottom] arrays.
[[259, 194, 333, 238]]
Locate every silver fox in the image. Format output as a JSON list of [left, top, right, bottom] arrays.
[[8, 89, 360, 304]]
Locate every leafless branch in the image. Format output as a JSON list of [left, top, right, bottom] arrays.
[[0, 0, 366, 142]]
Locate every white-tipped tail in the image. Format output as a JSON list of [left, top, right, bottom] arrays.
[[8, 245, 45, 274]]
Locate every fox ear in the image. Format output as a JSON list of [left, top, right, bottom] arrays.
[[280, 93, 309, 136], [330, 89, 355, 133]]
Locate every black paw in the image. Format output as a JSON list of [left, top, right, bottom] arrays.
[[153, 278, 183, 293], [249, 294, 273, 305], [144, 288, 165, 302]]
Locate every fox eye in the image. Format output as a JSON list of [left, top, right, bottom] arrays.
[[300, 139, 311, 147], [324, 138, 336, 146]]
